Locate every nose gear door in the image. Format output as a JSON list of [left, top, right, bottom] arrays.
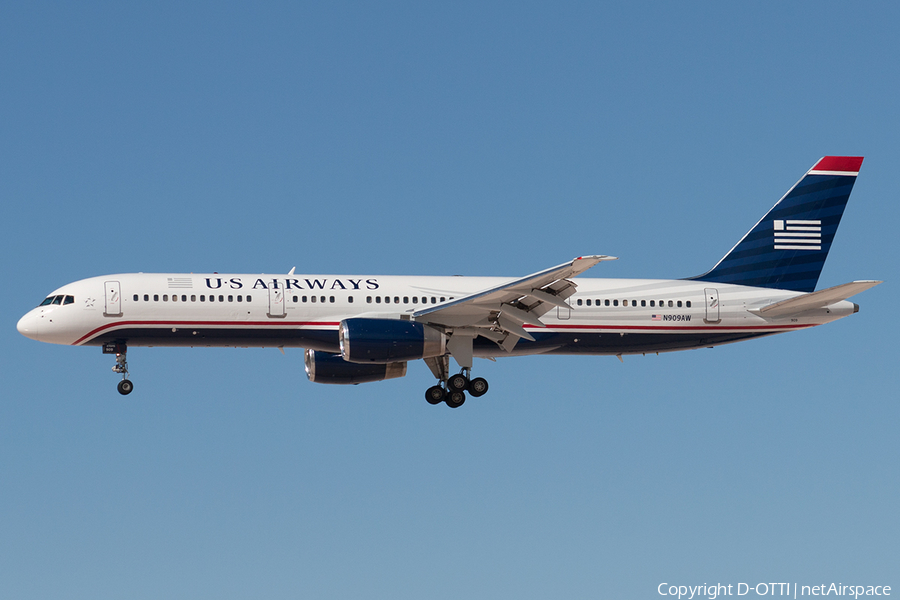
[[104, 281, 122, 316]]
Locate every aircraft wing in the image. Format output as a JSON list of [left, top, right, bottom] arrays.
[[412, 255, 616, 346], [752, 280, 882, 317]]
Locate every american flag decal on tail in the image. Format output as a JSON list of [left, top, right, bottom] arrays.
[[774, 219, 821, 251]]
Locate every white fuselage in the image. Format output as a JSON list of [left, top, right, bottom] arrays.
[[16, 272, 857, 356]]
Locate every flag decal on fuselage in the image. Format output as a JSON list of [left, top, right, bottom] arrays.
[[774, 219, 821, 251]]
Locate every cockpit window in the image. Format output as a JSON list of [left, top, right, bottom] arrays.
[[51, 296, 63, 305], [64, 295, 75, 305], [39, 297, 54, 306]]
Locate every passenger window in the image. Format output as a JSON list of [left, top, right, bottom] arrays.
[[200, 295, 205, 302], [403, 297, 409, 304], [246, 295, 252, 302], [218, 295, 224, 302], [163, 295, 169, 302], [586, 299, 591, 306], [367, 296, 372, 303], [431, 297, 436, 304], [668, 300, 673, 307], [440, 297, 445, 302], [632, 300, 637, 307], [641, 300, 646, 307], [412, 297, 418, 304], [302, 296, 308, 303], [228, 295, 233, 302], [191, 295, 196, 302], [375, 297, 381, 304], [577, 299, 583, 306], [613, 300, 618, 306], [133, 295, 139, 302], [154, 294, 159, 302], [312, 296, 317, 303], [144, 294, 150, 302], [237, 296, 242, 302], [605, 299, 610, 306], [173, 295, 178, 302], [182, 295, 187, 302], [677, 301, 682, 308], [292, 296, 298, 303], [348, 296, 354, 303], [686, 301, 692, 308], [650, 300, 655, 307], [321, 296, 326, 303], [330, 296, 335, 303]]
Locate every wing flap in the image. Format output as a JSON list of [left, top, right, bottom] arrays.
[[413, 255, 616, 347]]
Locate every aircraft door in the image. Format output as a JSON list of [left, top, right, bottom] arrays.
[[268, 287, 286, 318], [104, 281, 123, 316], [558, 303, 571, 320], [704, 288, 720, 323]]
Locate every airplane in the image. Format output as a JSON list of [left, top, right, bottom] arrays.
[[17, 156, 881, 407]]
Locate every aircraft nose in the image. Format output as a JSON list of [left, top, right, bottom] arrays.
[[17, 311, 39, 339]]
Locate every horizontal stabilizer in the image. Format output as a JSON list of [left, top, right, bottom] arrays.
[[752, 280, 882, 317]]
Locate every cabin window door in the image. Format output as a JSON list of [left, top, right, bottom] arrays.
[[704, 288, 720, 323], [268, 287, 286, 318], [104, 281, 122, 316]]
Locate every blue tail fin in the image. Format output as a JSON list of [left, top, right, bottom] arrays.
[[689, 156, 863, 293]]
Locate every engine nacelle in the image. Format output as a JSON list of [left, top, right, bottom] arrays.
[[305, 349, 407, 385], [339, 318, 446, 363]]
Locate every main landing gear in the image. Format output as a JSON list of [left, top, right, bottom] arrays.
[[424, 368, 489, 409], [104, 342, 133, 395]]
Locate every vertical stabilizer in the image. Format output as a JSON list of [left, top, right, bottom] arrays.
[[689, 156, 863, 293]]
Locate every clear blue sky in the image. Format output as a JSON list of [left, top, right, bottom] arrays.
[[2, 2, 897, 598]]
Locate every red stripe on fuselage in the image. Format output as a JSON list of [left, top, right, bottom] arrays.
[[72, 319, 814, 345], [72, 320, 341, 345], [527, 323, 815, 332]]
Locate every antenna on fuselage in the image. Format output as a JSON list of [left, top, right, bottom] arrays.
[[288, 267, 296, 275]]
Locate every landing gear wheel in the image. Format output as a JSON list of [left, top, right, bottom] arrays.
[[425, 385, 446, 405], [446, 390, 466, 408], [448, 373, 468, 392], [467, 377, 489, 397], [117, 379, 134, 395]]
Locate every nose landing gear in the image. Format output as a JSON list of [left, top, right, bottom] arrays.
[[104, 342, 133, 395]]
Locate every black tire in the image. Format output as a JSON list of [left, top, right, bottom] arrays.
[[425, 385, 446, 405], [467, 377, 489, 397], [117, 380, 134, 395], [448, 373, 468, 391], [446, 390, 466, 408]]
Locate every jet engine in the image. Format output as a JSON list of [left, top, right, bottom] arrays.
[[305, 349, 407, 385], [339, 318, 446, 363]]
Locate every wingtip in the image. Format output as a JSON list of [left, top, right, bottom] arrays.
[[575, 255, 618, 262]]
